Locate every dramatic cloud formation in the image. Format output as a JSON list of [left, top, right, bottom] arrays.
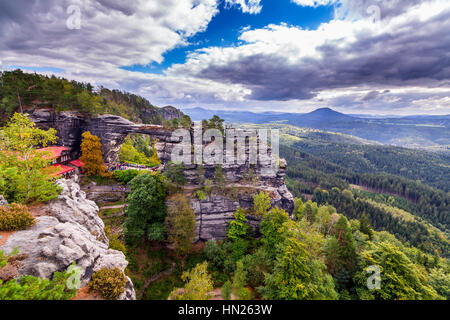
[[0, 0, 449, 115]]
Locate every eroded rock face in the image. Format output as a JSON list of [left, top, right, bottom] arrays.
[[189, 184, 294, 241], [0, 177, 135, 300], [27, 109, 178, 164]]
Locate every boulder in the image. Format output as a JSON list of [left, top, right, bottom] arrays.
[[0, 178, 136, 300]]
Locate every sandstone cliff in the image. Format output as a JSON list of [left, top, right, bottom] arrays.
[[0, 177, 135, 300], [27, 108, 180, 164]]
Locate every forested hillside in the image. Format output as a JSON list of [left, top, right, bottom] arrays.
[[0, 69, 182, 125], [186, 108, 450, 151], [263, 124, 450, 258]]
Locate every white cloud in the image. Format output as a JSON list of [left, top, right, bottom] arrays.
[[224, 0, 263, 14], [0, 0, 449, 115], [291, 0, 336, 7]]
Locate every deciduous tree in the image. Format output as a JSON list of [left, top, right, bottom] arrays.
[[80, 131, 106, 176]]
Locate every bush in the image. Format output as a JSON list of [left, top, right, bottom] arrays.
[[88, 267, 127, 300], [109, 238, 127, 255], [238, 287, 253, 300], [221, 280, 232, 300], [104, 226, 126, 255], [0, 204, 35, 231], [0, 265, 79, 300], [195, 190, 206, 200], [113, 169, 140, 185]]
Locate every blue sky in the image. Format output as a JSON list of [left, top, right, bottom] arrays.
[[121, 0, 335, 75]]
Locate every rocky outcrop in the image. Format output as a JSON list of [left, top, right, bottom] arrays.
[[27, 108, 294, 242], [189, 184, 293, 241], [27, 109, 179, 164], [0, 177, 135, 300]]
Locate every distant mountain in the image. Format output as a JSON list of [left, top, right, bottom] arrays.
[[183, 107, 450, 151], [297, 107, 353, 122]]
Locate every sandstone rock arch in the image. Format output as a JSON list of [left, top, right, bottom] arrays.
[[28, 109, 180, 164]]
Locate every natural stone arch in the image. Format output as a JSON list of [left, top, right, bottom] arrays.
[[87, 114, 180, 164], [28, 109, 181, 164]]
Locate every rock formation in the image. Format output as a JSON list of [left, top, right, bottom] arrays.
[[27, 108, 179, 163], [173, 130, 294, 241], [0, 177, 135, 300], [27, 108, 295, 242]]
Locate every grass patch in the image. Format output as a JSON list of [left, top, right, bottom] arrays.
[[143, 275, 183, 300]]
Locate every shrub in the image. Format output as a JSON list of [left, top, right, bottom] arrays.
[[113, 169, 140, 185], [88, 267, 127, 300], [238, 287, 253, 300], [221, 280, 232, 300], [0, 204, 35, 231], [109, 238, 127, 255], [104, 226, 127, 255], [0, 265, 79, 300], [195, 190, 206, 200]]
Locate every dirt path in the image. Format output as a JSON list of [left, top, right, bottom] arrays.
[[82, 185, 129, 193], [100, 204, 126, 210]]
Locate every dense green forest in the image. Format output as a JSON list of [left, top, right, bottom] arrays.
[[267, 123, 450, 259], [0, 69, 181, 125]]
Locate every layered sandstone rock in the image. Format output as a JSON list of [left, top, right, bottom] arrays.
[[27, 109, 179, 163], [0, 177, 135, 300]]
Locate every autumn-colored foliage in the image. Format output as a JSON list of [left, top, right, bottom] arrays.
[[0, 203, 35, 231], [80, 131, 107, 176]]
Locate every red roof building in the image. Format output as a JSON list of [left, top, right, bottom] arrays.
[[69, 159, 85, 168], [50, 164, 75, 178], [37, 146, 70, 165]]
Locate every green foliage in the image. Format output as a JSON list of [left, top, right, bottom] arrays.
[[113, 169, 140, 185], [262, 231, 338, 300], [0, 265, 79, 300], [253, 192, 271, 217], [0, 113, 61, 203], [164, 161, 186, 189], [324, 215, 358, 291], [203, 115, 225, 134], [428, 268, 450, 299], [124, 172, 167, 244], [204, 240, 226, 271], [241, 248, 272, 289], [293, 198, 304, 221], [0, 248, 19, 269], [181, 115, 192, 129], [227, 207, 249, 241], [260, 207, 290, 259], [147, 222, 166, 242], [359, 213, 373, 239], [88, 267, 127, 300], [0, 70, 182, 124], [195, 190, 206, 200], [169, 262, 213, 300], [318, 188, 449, 257], [232, 260, 247, 297], [104, 226, 126, 255], [165, 194, 196, 256], [354, 241, 442, 300], [221, 280, 232, 300]]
